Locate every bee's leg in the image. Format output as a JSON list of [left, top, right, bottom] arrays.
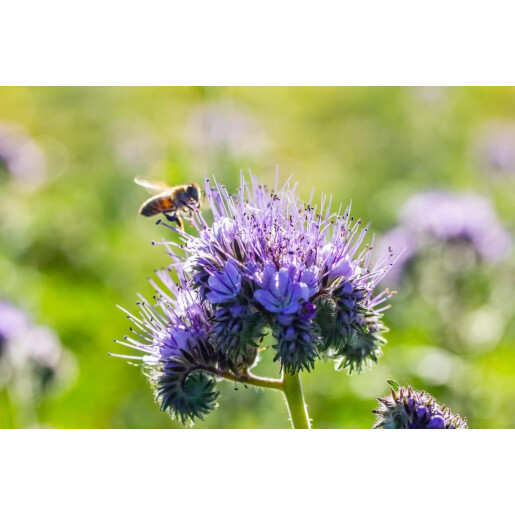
[[164, 211, 178, 223], [164, 211, 185, 231]]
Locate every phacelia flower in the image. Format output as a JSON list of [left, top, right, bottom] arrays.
[[378, 190, 511, 283], [0, 300, 74, 396], [117, 173, 397, 424], [373, 383, 468, 429]]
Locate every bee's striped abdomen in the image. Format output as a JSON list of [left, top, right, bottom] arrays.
[[139, 193, 176, 217]]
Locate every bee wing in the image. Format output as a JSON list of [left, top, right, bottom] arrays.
[[134, 176, 171, 193]]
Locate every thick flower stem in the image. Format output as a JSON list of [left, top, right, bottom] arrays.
[[281, 371, 311, 429]]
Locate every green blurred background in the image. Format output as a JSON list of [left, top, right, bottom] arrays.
[[1, 87, 514, 428]]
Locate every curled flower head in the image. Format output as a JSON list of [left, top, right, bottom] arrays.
[[373, 383, 468, 429], [114, 261, 223, 425]]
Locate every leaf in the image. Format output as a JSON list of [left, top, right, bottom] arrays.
[[387, 379, 399, 391]]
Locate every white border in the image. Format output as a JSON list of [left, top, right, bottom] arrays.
[[2, 1, 515, 85], [1, 430, 512, 513], [2, 2, 512, 510]]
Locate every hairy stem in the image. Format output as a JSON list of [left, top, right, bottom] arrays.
[[281, 371, 311, 429], [213, 369, 284, 391]]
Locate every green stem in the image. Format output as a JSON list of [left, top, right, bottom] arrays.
[[219, 370, 284, 391], [211, 367, 311, 429], [281, 371, 311, 429]]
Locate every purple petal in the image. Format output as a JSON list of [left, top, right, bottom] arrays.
[[254, 289, 282, 312], [427, 416, 445, 429], [275, 269, 291, 297], [224, 261, 242, 290]]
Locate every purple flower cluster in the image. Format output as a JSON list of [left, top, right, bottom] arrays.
[[117, 173, 395, 423], [184, 173, 394, 373], [379, 190, 511, 283], [373, 383, 468, 429]]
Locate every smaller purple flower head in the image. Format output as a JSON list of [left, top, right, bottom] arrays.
[[115, 263, 214, 366], [378, 190, 512, 284], [401, 191, 511, 262], [373, 382, 468, 429], [0, 301, 74, 395]]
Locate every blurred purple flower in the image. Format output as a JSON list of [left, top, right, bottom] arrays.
[[378, 190, 511, 283], [401, 191, 511, 261], [0, 121, 47, 188], [0, 300, 74, 395]]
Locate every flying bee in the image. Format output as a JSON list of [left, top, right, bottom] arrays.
[[134, 176, 202, 231]]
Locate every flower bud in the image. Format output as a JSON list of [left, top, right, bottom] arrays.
[[373, 383, 468, 429]]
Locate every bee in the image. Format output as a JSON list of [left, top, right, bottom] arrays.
[[134, 176, 202, 230]]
